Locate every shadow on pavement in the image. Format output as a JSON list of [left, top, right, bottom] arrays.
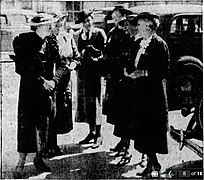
[[8, 143, 141, 179], [4, 142, 203, 179]]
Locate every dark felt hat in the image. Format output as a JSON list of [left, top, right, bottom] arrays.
[[133, 12, 159, 26], [135, 12, 159, 21], [119, 12, 159, 27], [76, 9, 93, 23], [113, 5, 133, 16], [118, 14, 137, 27]]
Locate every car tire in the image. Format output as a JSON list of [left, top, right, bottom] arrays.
[[172, 56, 202, 110]]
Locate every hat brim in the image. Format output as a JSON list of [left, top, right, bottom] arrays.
[[135, 12, 159, 21], [118, 14, 137, 26], [120, 9, 133, 15], [29, 18, 58, 26], [136, 14, 159, 20]]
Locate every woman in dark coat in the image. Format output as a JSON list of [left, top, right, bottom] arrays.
[[75, 10, 107, 148], [103, 6, 134, 156], [117, 12, 169, 177], [12, 14, 68, 178]]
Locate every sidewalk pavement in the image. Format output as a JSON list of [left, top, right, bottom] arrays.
[[1, 62, 202, 179]]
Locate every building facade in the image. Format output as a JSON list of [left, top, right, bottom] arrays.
[[1, 0, 202, 22]]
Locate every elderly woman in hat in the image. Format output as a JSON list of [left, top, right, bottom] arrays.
[[118, 12, 169, 177], [12, 14, 69, 178], [75, 9, 107, 148]]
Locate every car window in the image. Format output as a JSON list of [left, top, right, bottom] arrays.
[[170, 15, 202, 34], [0, 16, 7, 26], [93, 11, 106, 23]]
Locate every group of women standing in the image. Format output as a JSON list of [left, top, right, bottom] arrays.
[[13, 5, 170, 178]]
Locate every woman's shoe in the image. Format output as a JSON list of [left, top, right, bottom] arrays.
[[136, 166, 153, 178], [139, 154, 147, 168], [79, 133, 95, 144], [13, 165, 24, 179], [117, 152, 132, 166], [114, 147, 127, 157], [153, 162, 161, 176], [33, 157, 51, 173], [92, 136, 103, 149]]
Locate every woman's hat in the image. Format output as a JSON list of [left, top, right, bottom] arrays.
[[135, 12, 159, 21], [118, 14, 137, 27], [113, 5, 133, 16], [29, 13, 58, 26], [76, 9, 93, 23], [51, 12, 68, 21], [131, 12, 159, 26]]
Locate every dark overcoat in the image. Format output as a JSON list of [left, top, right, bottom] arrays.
[[13, 32, 68, 153], [103, 26, 133, 125], [114, 34, 170, 154], [75, 27, 106, 124]]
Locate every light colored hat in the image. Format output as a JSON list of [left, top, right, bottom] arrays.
[[29, 13, 58, 26]]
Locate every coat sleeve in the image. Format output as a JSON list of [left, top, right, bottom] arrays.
[[146, 38, 170, 81], [12, 34, 45, 85], [47, 37, 69, 86], [95, 29, 107, 51]]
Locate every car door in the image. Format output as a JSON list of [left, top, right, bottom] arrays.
[[167, 13, 203, 63]]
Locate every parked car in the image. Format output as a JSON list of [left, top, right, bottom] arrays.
[[129, 4, 203, 111], [0, 8, 37, 52]]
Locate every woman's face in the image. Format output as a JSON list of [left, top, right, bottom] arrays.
[[136, 19, 153, 38], [112, 10, 123, 25], [83, 16, 93, 31], [38, 23, 52, 38], [52, 21, 61, 35]]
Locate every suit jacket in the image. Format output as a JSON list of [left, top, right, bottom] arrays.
[[78, 27, 106, 75]]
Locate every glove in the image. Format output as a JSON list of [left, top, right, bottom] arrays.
[[43, 79, 55, 92]]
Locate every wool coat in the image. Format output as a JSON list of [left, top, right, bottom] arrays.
[[113, 34, 170, 154], [13, 32, 68, 153], [103, 25, 133, 125]]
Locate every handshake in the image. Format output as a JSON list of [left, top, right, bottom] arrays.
[[41, 77, 55, 92]]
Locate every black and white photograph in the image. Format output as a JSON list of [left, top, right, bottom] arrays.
[[0, 0, 203, 179]]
